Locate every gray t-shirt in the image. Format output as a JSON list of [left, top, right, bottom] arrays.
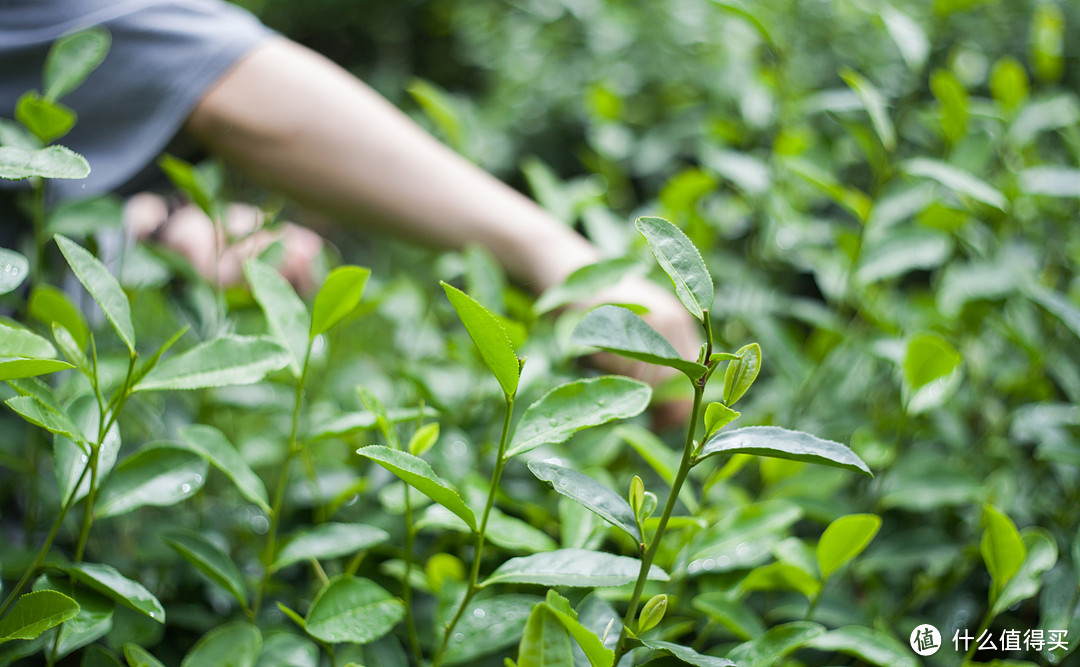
[[1, 0, 275, 202]]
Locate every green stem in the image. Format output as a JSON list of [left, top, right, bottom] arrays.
[[31, 180, 45, 284], [432, 393, 515, 667], [613, 384, 704, 663], [963, 608, 993, 663], [73, 443, 100, 562], [403, 405, 424, 666], [254, 343, 313, 616]]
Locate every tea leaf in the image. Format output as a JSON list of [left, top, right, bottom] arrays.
[[15, 92, 76, 143], [43, 27, 110, 101], [180, 622, 261, 667], [0, 145, 89, 180], [124, 644, 166, 667], [637, 639, 735, 667], [697, 426, 872, 476], [177, 424, 270, 513], [571, 306, 707, 379], [981, 504, 1026, 597], [806, 626, 917, 667], [133, 335, 290, 391], [482, 549, 669, 588], [311, 265, 371, 337], [840, 69, 896, 151], [0, 323, 57, 359], [541, 595, 613, 667], [256, 634, 319, 667], [54, 395, 120, 502], [704, 402, 740, 437], [5, 395, 84, 444], [527, 460, 640, 542], [273, 523, 390, 570], [442, 282, 520, 396], [357, 445, 477, 531], [162, 529, 248, 609], [723, 343, 761, 406], [817, 514, 882, 580], [244, 258, 310, 377], [691, 594, 765, 640], [55, 234, 135, 355], [0, 248, 29, 295], [95, 445, 208, 518], [304, 575, 404, 645], [407, 422, 440, 457], [46, 195, 124, 238], [635, 216, 713, 320], [157, 155, 215, 220], [0, 591, 79, 645], [533, 257, 640, 315], [902, 333, 961, 391], [507, 376, 651, 457], [65, 563, 165, 623], [902, 158, 1007, 210], [724, 621, 826, 667], [0, 358, 73, 381], [29, 284, 89, 349], [443, 596, 541, 665], [990, 527, 1058, 617], [740, 562, 821, 599], [517, 603, 574, 667]]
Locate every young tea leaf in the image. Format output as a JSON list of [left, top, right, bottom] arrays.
[[697, 426, 872, 476], [527, 460, 640, 542], [407, 422, 440, 457], [507, 376, 651, 457], [357, 445, 477, 531], [990, 527, 1058, 618], [54, 234, 135, 355], [441, 282, 520, 397], [816, 514, 882, 580], [244, 258, 310, 377], [133, 335, 289, 392], [704, 402, 740, 436], [571, 306, 707, 379], [162, 529, 248, 610], [723, 343, 761, 406], [482, 549, 669, 588], [839, 69, 896, 151], [180, 622, 261, 667], [517, 603, 574, 667], [981, 504, 1026, 597], [724, 621, 826, 667], [0, 591, 80, 645], [310, 265, 371, 337], [635, 216, 713, 320], [304, 575, 405, 645], [739, 562, 821, 599], [540, 595, 613, 667], [902, 333, 961, 391], [15, 92, 76, 144]]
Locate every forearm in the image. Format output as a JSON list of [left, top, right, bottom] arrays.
[[184, 37, 597, 291]]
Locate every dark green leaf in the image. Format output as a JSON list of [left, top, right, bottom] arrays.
[[533, 257, 640, 315], [443, 595, 541, 665], [311, 265, 371, 337], [95, 445, 208, 518], [571, 306, 706, 379], [46, 196, 124, 238], [739, 562, 820, 599], [697, 426, 872, 476], [180, 622, 261, 667], [304, 575, 404, 645], [157, 154, 215, 220], [638, 639, 735, 667], [0, 248, 29, 295], [133, 335, 290, 391], [44, 583, 113, 660], [29, 284, 89, 349], [65, 563, 164, 623], [273, 523, 390, 570], [442, 282, 520, 396], [508, 376, 651, 457], [357, 445, 477, 531], [806, 626, 917, 667], [817, 513, 882, 580], [691, 594, 765, 640], [123, 644, 166, 667], [244, 258, 310, 377], [724, 621, 825, 667], [255, 633, 319, 667], [5, 395, 84, 444], [54, 234, 134, 355], [0, 145, 89, 180], [43, 27, 110, 101], [902, 158, 1007, 210], [53, 395, 120, 502], [482, 549, 668, 588], [162, 528, 248, 609], [527, 461, 639, 542], [0, 591, 80, 645], [635, 216, 713, 319], [176, 424, 270, 513]]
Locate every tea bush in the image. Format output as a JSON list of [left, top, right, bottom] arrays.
[[2, 1, 1080, 666]]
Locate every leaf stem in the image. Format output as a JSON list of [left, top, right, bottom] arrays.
[[432, 393, 515, 667], [613, 383, 705, 663], [402, 406, 425, 666]]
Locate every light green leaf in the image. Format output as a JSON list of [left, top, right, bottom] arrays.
[[46, 584, 113, 659], [407, 422, 440, 457], [982, 504, 1027, 598], [902, 333, 961, 391], [29, 284, 89, 349], [0, 248, 29, 295], [94, 445, 208, 518], [856, 228, 953, 285], [357, 445, 476, 531], [254, 633, 319, 667], [482, 549, 668, 588], [533, 257, 640, 315], [157, 154, 215, 220], [692, 593, 765, 640], [306, 406, 439, 442], [929, 68, 969, 144], [273, 523, 390, 570], [442, 282, 520, 396], [486, 509, 559, 553], [616, 424, 698, 513], [176, 424, 270, 513], [723, 343, 761, 406], [571, 306, 707, 379], [181, 622, 261, 667], [55, 235, 134, 355], [46, 195, 124, 238], [304, 575, 404, 645], [881, 6, 929, 71], [124, 644, 166, 667], [817, 514, 882, 580], [697, 426, 872, 476], [310, 265, 371, 337], [902, 158, 1007, 210], [0, 358, 73, 381], [0, 323, 57, 359], [43, 27, 110, 101], [724, 621, 825, 667], [739, 562, 821, 599], [133, 335, 290, 391], [508, 376, 651, 457], [990, 56, 1030, 111], [806, 626, 917, 667], [0, 591, 79, 645], [840, 69, 896, 151], [638, 639, 735, 667], [517, 603, 574, 667], [541, 593, 613, 667], [162, 529, 248, 609], [635, 216, 713, 320], [704, 402, 740, 437], [5, 394, 84, 444], [54, 395, 120, 502], [527, 460, 639, 542], [0, 145, 89, 180], [15, 92, 75, 143], [443, 596, 541, 666], [992, 528, 1058, 618], [407, 78, 466, 152], [1028, 285, 1080, 341], [244, 258, 310, 377], [65, 563, 164, 623]]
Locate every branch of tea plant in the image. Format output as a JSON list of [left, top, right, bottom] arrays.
[[254, 341, 313, 616], [964, 608, 993, 663], [613, 380, 706, 662], [432, 393, 515, 667], [31, 181, 45, 283], [402, 409, 425, 665]]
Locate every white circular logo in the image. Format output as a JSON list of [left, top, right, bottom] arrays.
[[909, 624, 941, 656]]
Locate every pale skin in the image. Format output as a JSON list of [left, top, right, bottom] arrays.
[[149, 36, 700, 409]]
